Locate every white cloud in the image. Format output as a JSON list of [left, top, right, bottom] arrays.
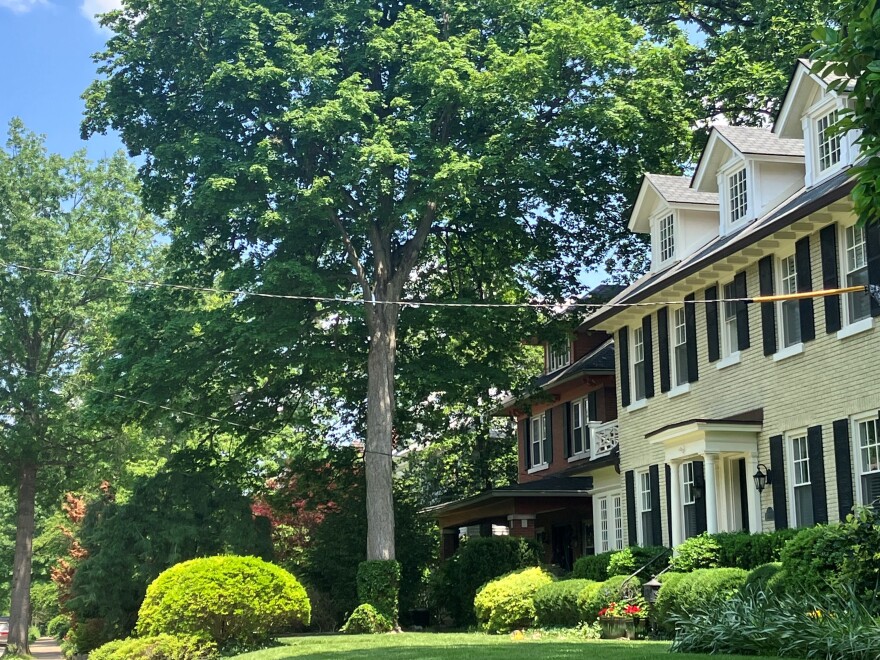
[[0, 0, 46, 13], [80, 0, 122, 28]]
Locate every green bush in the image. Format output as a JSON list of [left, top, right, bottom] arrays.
[[653, 567, 748, 634], [713, 529, 798, 570], [474, 567, 554, 633], [576, 574, 643, 621], [88, 634, 217, 660], [46, 614, 71, 640], [778, 523, 850, 595], [571, 552, 612, 581], [533, 579, 594, 627], [606, 546, 669, 577], [743, 562, 782, 593], [135, 556, 310, 648], [430, 536, 541, 625], [670, 533, 721, 572], [356, 560, 401, 623], [340, 604, 393, 634]]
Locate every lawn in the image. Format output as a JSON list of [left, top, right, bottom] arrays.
[[230, 632, 765, 659]]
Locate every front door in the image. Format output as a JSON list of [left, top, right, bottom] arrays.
[[551, 525, 573, 571]]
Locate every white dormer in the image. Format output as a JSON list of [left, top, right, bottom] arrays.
[[629, 174, 718, 273], [774, 59, 859, 187], [692, 126, 805, 235], [546, 340, 571, 373]]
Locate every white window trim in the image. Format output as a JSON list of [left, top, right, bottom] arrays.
[[626, 399, 647, 413], [773, 342, 804, 362], [670, 306, 688, 389], [636, 469, 652, 546], [547, 340, 572, 373], [776, 253, 801, 353], [651, 209, 677, 270], [527, 463, 549, 474], [852, 411, 880, 507], [718, 159, 757, 235], [716, 351, 741, 370], [667, 382, 691, 399], [804, 96, 850, 187], [720, 280, 739, 359], [593, 490, 624, 553], [631, 325, 646, 404], [786, 428, 811, 528], [529, 413, 547, 471], [837, 316, 874, 340], [838, 222, 873, 332], [568, 396, 590, 460]]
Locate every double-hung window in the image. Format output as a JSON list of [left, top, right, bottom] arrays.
[[729, 168, 748, 224], [658, 213, 675, 263], [682, 462, 698, 539], [530, 414, 546, 467], [789, 433, 814, 527], [722, 281, 739, 357], [671, 308, 688, 387], [638, 471, 654, 546], [843, 225, 871, 324], [817, 110, 842, 173], [855, 414, 880, 507], [549, 342, 571, 372], [632, 327, 646, 402], [595, 493, 624, 553], [570, 397, 588, 457], [778, 255, 801, 348]]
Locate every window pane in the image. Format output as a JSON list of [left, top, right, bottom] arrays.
[[779, 256, 801, 349], [729, 169, 748, 222], [817, 111, 842, 172], [659, 214, 675, 262], [672, 308, 688, 386], [794, 484, 814, 527], [641, 511, 655, 546], [723, 282, 738, 356], [683, 503, 698, 539], [845, 226, 871, 323]]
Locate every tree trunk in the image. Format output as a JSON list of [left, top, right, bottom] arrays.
[[364, 302, 399, 560], [8, 461, 36, 654]]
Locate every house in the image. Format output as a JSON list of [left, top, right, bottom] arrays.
[[584, 59, 879, 548], [426, 286, 624, 568]]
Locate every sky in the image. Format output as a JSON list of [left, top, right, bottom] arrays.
[[0, 0, 125, 160]]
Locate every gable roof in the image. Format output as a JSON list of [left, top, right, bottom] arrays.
[[715, 125, 805, 157], [629, 174, 718, 232]]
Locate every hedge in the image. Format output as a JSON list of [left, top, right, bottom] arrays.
[[88, 635, 217, 660], [743, 562, 783, 593], [654, 568, 748, 634], [533, 579, 594, 627], [576, 574, 643, 621], [607, 546, 670, 577], [474, 567, 554, 633], [672, 530, 798, 572], [356, 560, 401, 623], [571, 552, 612, 581]]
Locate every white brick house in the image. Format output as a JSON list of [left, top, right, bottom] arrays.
[[585, 60, 880, 548]]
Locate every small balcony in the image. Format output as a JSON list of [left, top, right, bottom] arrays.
[[590, 420, 619, 459]]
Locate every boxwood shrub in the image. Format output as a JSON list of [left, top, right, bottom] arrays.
[[340, 604, 393, 635], [576, 574, 643, 621], [533, 579, 593, 627], [653, 568, 748, 634], [571, 552, 612, 581], [88, 634, 217, 660], [356, 560, 401, 622], [473, 567, 554, 633], [743, 562, 783, 593], [136, 556, 310, 648]]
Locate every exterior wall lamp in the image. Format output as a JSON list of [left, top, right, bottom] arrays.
[[753, 463, 772, 493]]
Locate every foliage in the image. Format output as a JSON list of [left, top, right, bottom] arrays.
[[88, 634, 218, 660], [533, 579, 594, 628], [597, 597, 648, 620], [136, 556, 310, 649], [339, 604, 393, 635], [357, 560, 401, 623], [742, 562, 783, 593], [46, 614, 71, 640], [576, 575, 643, 622], [606, 546, 669, 577], [571, 553, 612, 582], [653, 568, 748, 634], [573, 621, 604, 640], [712, 530, 798, 570], [671, 584, 880, 659], [814, 0, 880, 227], [474, 568, 554, 634], [670, 533, 721, 572], [431, 536, 541, 626], [30, 581, 61, 631], [777, 523, 851, 596]]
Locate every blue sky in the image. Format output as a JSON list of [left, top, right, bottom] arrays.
[[0, 0, 124, 160]]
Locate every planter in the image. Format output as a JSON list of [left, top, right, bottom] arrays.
[[598, 616, 646, 640]]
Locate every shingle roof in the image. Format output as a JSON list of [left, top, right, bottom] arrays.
[[645, 174, 718, 206], [423, 476, 594, 516], [715, 125, 804, 157]]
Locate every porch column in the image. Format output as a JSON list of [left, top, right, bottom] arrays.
[[669, 460, 683, 548], [507, 514, 536, 539], [704, 453, 719, 534], [746, 452, 762, 533]]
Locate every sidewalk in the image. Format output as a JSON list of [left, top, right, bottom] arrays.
[[29, 637, 63, 660]]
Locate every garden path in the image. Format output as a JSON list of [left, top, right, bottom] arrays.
[[30, 637, 63, 660]]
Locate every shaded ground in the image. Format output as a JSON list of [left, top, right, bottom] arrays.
[[29, 638, 63, 660]]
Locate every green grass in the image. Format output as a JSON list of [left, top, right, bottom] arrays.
[[229, 632, 766, 659]]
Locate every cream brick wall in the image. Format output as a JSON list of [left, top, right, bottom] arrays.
[[601, 204, 880, 546]]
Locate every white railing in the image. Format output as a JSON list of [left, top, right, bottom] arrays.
[[590, 420, 619, 459]]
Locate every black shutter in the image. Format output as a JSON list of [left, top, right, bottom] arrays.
[[807, 425, 828, 524], [866, 222, 880, 317], [521, 418, 531, 469], [657, 307, 671, 393], [642, 315, 655, 399], [684, 293, 699, 383], [563, 401, 572, 459], [693, 460, 707, 534], [769, 435, 788, 530], [649, 464, 662, 545], [544, 408, 553, 465], [625, 470, 638, 546], [795, 236, 816, 343], [705, 285, 720, 363], [588, 391, 599, 422], [820, 224, 842, 333], [758, 256, 777, 356], [665, 463, 673, 547], [618, 328, 631, 408], [833, 419, 854, 520], [738, 458, 749, 532], [734, 271, 750, 350]]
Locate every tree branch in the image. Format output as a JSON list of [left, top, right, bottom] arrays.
[[392, 200, 437, 293], [328, 210, 372, 299]]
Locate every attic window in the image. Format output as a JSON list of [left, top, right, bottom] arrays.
[[659, 213, 675, 262], [817, 110, 841, 172], [728, 168, 748, 223], [548, 343, 571, 372]]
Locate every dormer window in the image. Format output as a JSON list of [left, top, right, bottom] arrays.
[[548, 342, 571, 372], [817, 109, 842, 173], [658, 213, 675, 262], [728, 168, 748, 223]]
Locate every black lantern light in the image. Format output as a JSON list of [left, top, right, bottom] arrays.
[[642, 576, 662, 604], [753, 463, 772, 494]]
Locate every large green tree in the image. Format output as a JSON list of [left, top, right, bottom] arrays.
[[84, 0, 694, 562], [0, 121, 155, 651]]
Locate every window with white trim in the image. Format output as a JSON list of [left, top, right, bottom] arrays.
[[659, 213, 675, 263], [638, 471, 655, 546], [722, 281, 739, 358], [789, 433, 814, 528], [632, 326, 646, 402], [728, 168, 748, 223], [548, 342, 571, 372], [843, 224, 871, 324], [817, 110, 842, 173], [671, 307, 688, 387], [570, 397, 588, 457], [613, 494, 624, 550], [854, 414, 880, 507], [530, 414, 546, 467], [595, 492, 624, 553], [778, 255, 801, 348], [682, 461, 699, 539]]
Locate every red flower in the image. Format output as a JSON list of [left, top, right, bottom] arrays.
[[598, 608, 609, 616], [625, 604, 641, 615]]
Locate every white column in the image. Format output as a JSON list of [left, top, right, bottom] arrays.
[[704, 453, 719, 534], [669, 460, 683, 548], [746, 452, 761, 533]]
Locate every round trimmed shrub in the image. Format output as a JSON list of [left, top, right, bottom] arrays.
[[778, 523, 850, 595], [743, 562, 782, 592], [474, 567, 554, 633], [654, 568, 748, 634], [136, 556, 310, 647], [340, 604, 393, 634], [46, 614, 71, 640], [88, 634, 217, 660], [576, 574, 643, 621], [533, 579, 594, 627], [670, 533, 721, 572]]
